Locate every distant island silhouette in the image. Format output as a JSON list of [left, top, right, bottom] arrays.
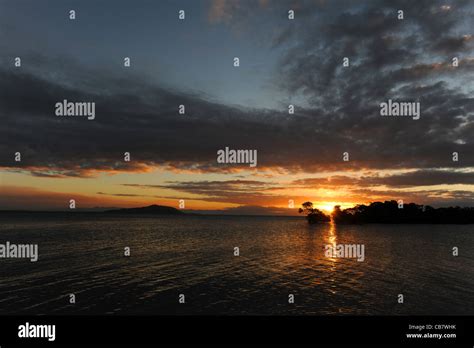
[[105, 204, 185, 215], [300, 201, 474, 224]]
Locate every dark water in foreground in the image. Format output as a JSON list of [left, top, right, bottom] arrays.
[[1, 213, 473, 315]]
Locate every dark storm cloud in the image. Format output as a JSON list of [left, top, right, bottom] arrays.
[[1, 0, 474, 178], [123, 180, 276, 193], [121, 180, 282, 204], [1, 62, 289, 175], [271, 0, 474, 171], [292, 170, 474, 188], [433, 35, 474, 54], [363, 169, 474, 187]]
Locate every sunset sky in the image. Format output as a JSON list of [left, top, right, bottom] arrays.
[[1, 0, 474, 214]]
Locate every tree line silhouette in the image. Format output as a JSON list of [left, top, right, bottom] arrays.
[[299, 200, 474, 224]]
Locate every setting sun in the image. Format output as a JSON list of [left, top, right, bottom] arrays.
[[317, 204, 335, 212], [315, 202, 357, 213]]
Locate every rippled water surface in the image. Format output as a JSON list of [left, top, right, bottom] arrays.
[[1, 213, 473, 315]]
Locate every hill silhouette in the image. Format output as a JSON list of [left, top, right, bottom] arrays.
[[300, 200, 474, 224], [104, 204, 184, 215]]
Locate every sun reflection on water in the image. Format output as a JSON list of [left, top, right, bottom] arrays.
[[324, 217, 339, 264]]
